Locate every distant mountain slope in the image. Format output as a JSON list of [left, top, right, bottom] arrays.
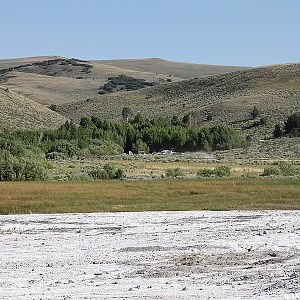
[[0, 87, 68, 131], [58, 63, 300, 139], [0, 56, 246, 105], [95, 58, 246, 79]]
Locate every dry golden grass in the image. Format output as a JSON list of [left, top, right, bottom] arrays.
[[0, 178, 299, 214], [0, 88, 67, 131]]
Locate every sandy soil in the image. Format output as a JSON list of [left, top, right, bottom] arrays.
[[0, 211, 299, 299]]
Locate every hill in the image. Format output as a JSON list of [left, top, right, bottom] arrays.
[[0, 86, 68, 131], [57, 63, 300, 140], [0, 56, 246, 105], [95, 58, 246, 79]]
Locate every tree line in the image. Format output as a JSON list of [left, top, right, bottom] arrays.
[[1, 113, 247, 157], [0, 114, 247, 181]]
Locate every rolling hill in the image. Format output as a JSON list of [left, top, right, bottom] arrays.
[[93, 58, 245, 79], [57, 63, 300, 139], [1, 56, 300, 142], [0, 86, 68, 131], [1, 56, 300, 158], [0, 56, 246, 105]]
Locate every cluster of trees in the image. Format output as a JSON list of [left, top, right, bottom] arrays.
[[98, 75, 155, 94], [273, 112, 300, 138], [0, 114, 247, 161]]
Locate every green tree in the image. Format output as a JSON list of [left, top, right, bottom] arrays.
[[273, 124, 283, 138], [49, 104, 57, 112], [132, 139, 149, 154], [251, 106, 260, 119], [284, 112, 300, 135], [122, 107, 133, 123]]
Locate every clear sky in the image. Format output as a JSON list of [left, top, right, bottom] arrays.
[[1, 0, 299, 66]]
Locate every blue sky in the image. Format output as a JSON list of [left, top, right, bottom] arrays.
[[1, 0, 299, 66]]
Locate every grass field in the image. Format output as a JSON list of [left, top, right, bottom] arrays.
[[0, 178, 299, 214]]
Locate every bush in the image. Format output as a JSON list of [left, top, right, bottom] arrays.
[[88, 164, 125, 180], [273, 124, 283, 138], [49, 104, 57, 112], [262, 166, 281, 176], [47, 140, 79, 157], [259, 117, 267, 125], [262, 162, 298, 177], [196, 168, 215, 177], [214, 166, 231, 177], [277, 162, 298, 176], [251, 106, 260, 119], [197, 165, 231, 178], [165, 168, 184, 178], [0, 150, 48, 181], [284, 112, 300, 135]]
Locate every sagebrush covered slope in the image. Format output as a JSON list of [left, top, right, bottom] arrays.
[[58, 63, 300, 139], [0, 56, 246, 105], [0, 87, 68, 131], [94, 58, 245, 79]]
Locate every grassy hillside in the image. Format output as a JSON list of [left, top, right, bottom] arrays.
[[0, 87, 68, 131], [0, 56, 245, 105], [96, 58, 246, 79], [58, 63, 300, 140]]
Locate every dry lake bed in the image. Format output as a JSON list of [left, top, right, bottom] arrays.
[[0, 211, 299, 299]]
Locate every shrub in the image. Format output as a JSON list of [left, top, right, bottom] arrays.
[[262, 166, 281, 176], [88, 168, 109, 180], [273, 124, 283, 138], [251, 106, 260, 119], [284, 112, 300, 135], [196, 168, 215, 177], [88, 164, 125, 180], [214, 166, 231, 177], [277, 162, 298, 176], [122, 106, 133, 123], [197, 165, 231, 178], [0, 150, 48, 181], [259, 117, 267, 125], [262, 162, 298, 177], [165, 168, 184, 178], [49, 104, 57, 112]]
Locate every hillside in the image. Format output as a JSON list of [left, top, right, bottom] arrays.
[[93, 58, 245, 79], [0, 86, 68, 131], [0, 56, 246, 105], [2, 56, 300, 142], [58, 63, 300, 139]]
